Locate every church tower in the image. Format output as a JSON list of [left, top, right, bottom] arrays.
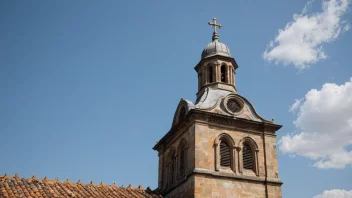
[[153, 18, 283, 198]]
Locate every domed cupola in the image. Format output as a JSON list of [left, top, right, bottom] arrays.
[[194, 18, 239, 100], [201, 40, 231, 59], [201, 18, 232, 59]]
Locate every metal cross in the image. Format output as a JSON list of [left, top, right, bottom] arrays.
[[208, 18, 222, 33]]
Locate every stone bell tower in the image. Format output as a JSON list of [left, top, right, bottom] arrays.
[[153, 18, 283, 198]]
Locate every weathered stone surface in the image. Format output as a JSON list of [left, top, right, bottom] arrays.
[[154, 27, 282, 197], [156, 112, 282, 197], [195, 175, 266, 198]]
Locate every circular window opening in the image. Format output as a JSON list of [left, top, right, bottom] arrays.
[[227, 98, 241, 113]]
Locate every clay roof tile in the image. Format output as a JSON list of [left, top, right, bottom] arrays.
[[0, 175, 161, 198]]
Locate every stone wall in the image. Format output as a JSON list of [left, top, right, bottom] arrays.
[[193, 120, 282, 198], [158, 123, 195, 192], [263, 133, 280, 179], [267, 183, 282, 198], [164, 175, 195, 198], [195, 174, 266, 198], [157, 113, 282, 198], [195, 122, 271, 177]]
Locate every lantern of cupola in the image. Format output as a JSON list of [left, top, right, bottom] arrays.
[[195, 18, 239, 99]]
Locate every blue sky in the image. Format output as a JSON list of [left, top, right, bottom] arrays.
[[1, 1, 352, 197]]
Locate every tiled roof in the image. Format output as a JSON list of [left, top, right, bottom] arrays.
[[0, 174, 161, 198]]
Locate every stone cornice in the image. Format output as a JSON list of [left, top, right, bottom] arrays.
[[153, 109, 282, 151], [195, 120, 277, 137], [153, 112, 194, 151], [190, 109, 282, 133], [161, 167, 283, 196], [193, 168, 283, 185], [194, 55, 239, 72]]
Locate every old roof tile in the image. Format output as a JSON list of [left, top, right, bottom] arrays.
[[0, 175, 160, 198]]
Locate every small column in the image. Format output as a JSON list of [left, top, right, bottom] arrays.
[[228, 66, 231, 84], [198, 73, 201, 90], [204, 66, 208, 84], [225, 65, 231, 84], [164, 164, 168, 189], [216, 64, 220, 82], [233, 69, 236, 87], [198, 72, 203, 90], [232, 147, 237, 173], [175, 154, 179, 179], [255, 149, 260, 176], [234, 147, 240, 173], [232, 67, 234, 85], [214, 142, 220, 171], [159, 151, 164, 189], [237, 147, 243, 173]]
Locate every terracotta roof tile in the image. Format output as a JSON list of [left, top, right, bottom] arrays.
[[0, 174, 160, 198]]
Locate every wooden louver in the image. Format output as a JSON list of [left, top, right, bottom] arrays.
[[243, 144, 253, 170], [220, 141, 231, 167]]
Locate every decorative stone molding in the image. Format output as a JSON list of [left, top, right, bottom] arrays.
[[238, 136, 260, 176], [165, 147, 176, 189], [176, 138, 188, 179], [172, 100, 193, 127], [223, 95, 244, 115], [214, 133, 236, 172], [154, 109, 281, 153], [193, 168, 283, 185]]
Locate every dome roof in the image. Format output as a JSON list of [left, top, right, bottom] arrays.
[[201, 40, 231, 59]]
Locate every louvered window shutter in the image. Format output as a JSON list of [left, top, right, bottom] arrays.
[[243, 144, 253, 170], [220, 141, 231, 167]]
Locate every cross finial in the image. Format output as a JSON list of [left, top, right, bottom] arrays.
[[208, 18, 222, 41]]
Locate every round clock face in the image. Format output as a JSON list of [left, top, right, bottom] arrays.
[[227, 98, 241, 113]]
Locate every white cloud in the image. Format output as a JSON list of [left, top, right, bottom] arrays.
[[289, 98, 303, 112], [263, 0, 350, 70], [313, 189, 352, 198], [279, 78, 352, 168]]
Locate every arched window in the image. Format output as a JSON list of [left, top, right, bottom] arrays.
[[239, 138, 259, 176], [208, 66, 213, 83], [167, 149, 176, 187], [178, 106, 186, 121], [243, 143, 254, 170], [214, 134, 235, 171], [178, 141, 187, 177], [220, 141, 231, 167], [221, 65, 226, 83]]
